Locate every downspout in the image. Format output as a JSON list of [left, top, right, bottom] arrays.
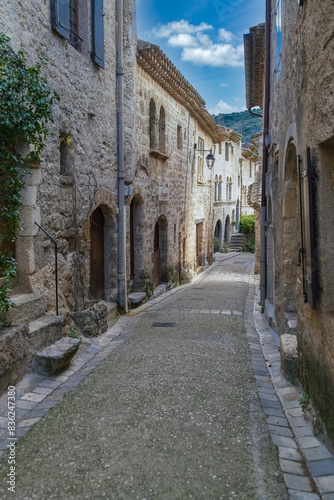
[[116, 0, 128, 312], [260, 0, 271, 305]]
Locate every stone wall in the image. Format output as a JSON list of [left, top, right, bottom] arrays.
[[1, 0, 136, 312], [267, 0, 334, 441]]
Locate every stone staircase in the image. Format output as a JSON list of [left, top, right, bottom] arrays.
[[228, 233, 245, 252], [0, 293, 64, 392]]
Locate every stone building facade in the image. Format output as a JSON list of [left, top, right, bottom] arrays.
[[1, 0, 137, 313], [212, 128, 257, 251], [130, 41, 226, 298], [245, 1, 334, 442]]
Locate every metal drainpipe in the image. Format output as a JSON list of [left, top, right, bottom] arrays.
[[260, 0, 271, 305], [116, 0, 128, 312]]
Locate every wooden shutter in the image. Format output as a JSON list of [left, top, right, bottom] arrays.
[[299, 148, 317, 308], [52, 0, 70, 40], [92, 0, 105, 69]]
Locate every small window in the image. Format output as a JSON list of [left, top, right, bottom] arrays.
[[177, 125, 182, 150], [149, 99, 157, 149], [225, 142, 229, 161], [159, 106, 166, 153], [238, 175, 240, 187], [214, 175, 218, 201], [219, 142, 222, 155], [218, 176, 222, 201]]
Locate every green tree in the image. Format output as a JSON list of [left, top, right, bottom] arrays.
[[0, 33, 59, 324]]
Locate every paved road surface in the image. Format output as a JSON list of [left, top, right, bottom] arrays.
[[0, 253, 288, 499]]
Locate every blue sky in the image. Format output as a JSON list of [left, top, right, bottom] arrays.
[[136, 0, 264, 114]]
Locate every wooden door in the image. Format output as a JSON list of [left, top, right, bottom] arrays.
[[89, 207, 104, 300], [153, 222, 160, 288]]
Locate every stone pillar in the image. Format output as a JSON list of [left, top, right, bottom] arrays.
[[15, 164, 42, 293]]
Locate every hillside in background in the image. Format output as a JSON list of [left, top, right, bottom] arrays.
[[212, 110, 262, 144]]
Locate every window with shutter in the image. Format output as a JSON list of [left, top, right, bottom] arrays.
[[52, 0, 70, 40], [298, 148, 317, 308], [92, 0, 105, 69]]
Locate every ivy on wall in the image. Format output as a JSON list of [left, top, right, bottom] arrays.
[[0, 33, 59, 324]]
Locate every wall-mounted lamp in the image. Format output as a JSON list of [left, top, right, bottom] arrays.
[[298, 0, 304, 6], [194, 144, 216, 169]]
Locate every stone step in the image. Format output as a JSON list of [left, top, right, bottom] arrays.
[[128, 292, 147, 309], [8, 293, 45, 325], [153, 283, 167, 298], [29, 315, 64, 351], [32, 337, 80, 376]]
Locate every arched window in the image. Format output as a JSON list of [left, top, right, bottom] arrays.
[[229, 177, 232, 201], [218, 175, 222, 201], [149, 98, 157, 149], [159, 106, 166, 153], [214, 175, 218, 201]]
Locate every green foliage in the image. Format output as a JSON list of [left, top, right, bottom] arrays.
[[0, 32, 59, 323], [212, 110, 262, 143], [242, 234, 255, 253], [68, 328, 81, 340], [240, 215, 255, 253], [299, 393, 310, 413], [240, 214, 255, 234]]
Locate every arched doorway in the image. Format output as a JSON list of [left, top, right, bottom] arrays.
[[224, 215, 231, 243], [89, 207, 105, 300], [153, 215, 168, 288], [130, 196, 144, 287], [214, 220, 222, 252]]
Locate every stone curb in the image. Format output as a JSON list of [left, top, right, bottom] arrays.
[[248, 277, 334, 499]]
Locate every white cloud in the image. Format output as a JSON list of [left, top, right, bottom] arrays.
[[168, 34, 199, 48], [218, 28, 234, 43], [152, 20, 244, 68], [153, 20, 213, 38], [220, 82, 229, 88], [182, 43, 244, 68], [208, 100, 245, 115]]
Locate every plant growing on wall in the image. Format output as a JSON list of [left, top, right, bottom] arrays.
[[0, 33, 59, 325]]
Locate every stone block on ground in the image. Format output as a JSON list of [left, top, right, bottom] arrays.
[[71, 301, 108, 337], [128, 292, 146, 308], [32, 337, 80, 376], [281, 334, 298, 384], [285, 312, 297, 335], [152, 284, 167, 299]]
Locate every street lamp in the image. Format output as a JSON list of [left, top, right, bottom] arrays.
[[194, 144, 216, 169]]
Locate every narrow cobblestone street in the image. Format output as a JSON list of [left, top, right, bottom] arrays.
[[0, 254, 324, 499]]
